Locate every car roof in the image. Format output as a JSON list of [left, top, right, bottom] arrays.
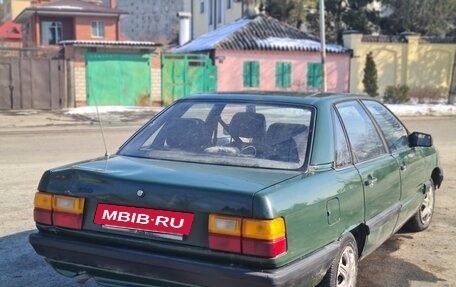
[[181, 92, 372, 108]]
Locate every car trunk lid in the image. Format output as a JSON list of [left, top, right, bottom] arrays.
[[41, 155, 301, 248]]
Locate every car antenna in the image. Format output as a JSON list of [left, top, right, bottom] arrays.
[[92, 94, 110, 171]]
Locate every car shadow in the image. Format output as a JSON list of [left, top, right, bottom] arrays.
[[0, 230, 98, 286], [357, 232, 447, 287], [1, 229, 448, 287]]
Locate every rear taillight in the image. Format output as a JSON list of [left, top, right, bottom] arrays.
[[208, 214, 287, 258], [33, 192, 85, 230]]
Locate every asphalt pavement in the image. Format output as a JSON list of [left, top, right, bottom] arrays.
[[0, 109, 160, 132]]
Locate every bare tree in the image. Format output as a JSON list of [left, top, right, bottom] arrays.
[[380, 0, 456, 36]]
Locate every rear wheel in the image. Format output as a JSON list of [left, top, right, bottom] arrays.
[[405, 180, 435, 232], [318, 233, 358, 287]]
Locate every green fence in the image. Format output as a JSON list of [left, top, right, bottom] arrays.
[[162, 54, 217, 106]]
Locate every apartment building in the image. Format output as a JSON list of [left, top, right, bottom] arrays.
[[0, 0, 31, 25]]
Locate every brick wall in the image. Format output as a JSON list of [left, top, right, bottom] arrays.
[[73, 61, 87, 107], [150, 52, 162, 106], [75, 16, 119, 41]]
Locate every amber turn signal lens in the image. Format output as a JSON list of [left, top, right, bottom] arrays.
[[243, 218, 285, 240], [34, 192, 53, 210]]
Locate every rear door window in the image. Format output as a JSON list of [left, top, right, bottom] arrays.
[[335, 101, 387, 163]]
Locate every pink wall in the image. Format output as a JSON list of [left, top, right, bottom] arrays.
[[215, 50, 350, 93]]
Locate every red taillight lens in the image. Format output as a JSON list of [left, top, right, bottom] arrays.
[[209, 233, 241, 253], [242, 237, 287, 257], [34, 208, 52, 225], [53, 212, 83, 230]]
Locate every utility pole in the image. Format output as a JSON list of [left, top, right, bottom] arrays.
[[319, 0, 327, 92]]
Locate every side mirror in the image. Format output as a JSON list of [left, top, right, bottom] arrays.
[[409, 132, 433, 147]]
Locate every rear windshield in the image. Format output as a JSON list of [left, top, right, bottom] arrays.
[[119, 100, 314, 170]]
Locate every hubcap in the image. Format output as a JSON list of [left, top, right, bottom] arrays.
[[420, 184, 434, 225], [337, 245, 357, 287]]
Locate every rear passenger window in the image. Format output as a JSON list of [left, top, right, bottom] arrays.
[[362, 100, 409, 152], [336, 101, 386, 163], [333, 110, 352, 168]]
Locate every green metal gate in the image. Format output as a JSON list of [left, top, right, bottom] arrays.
[[162, 54, 217, 106], [86, 53, 151, 106]]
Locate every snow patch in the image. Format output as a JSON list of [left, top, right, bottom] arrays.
[[255, 37, 346, 53], [63, 104, 456, 118], [387, 104, 456, 117], [64, 106, 161, 116]]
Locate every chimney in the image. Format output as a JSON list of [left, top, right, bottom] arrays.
[[177, 12, 192, 46], [110, 0, 116, 8]]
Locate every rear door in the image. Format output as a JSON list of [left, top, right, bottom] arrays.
[[335, 101, 401, 256]]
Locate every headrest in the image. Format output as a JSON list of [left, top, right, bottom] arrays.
[[266, 123, 308, 145], [229, 112, 266, 139], [166, 118, 210, 150]]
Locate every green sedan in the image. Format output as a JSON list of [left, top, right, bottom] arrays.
[[30, 93, 443, 287]]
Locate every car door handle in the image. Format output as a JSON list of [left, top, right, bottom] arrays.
[[364, 176, 378, 187]]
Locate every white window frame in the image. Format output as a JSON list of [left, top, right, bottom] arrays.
[[91, 21, 105, 38], [41, 21, 62, 45]]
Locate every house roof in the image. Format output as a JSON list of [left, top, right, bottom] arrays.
[[173, 15, 348, 54], [15, 0, 127, 23], [60, 40, 161, 48], [0, 21, 22, 40]]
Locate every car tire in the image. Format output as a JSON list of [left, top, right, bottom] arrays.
[[318, 233, 358, 287], [404, 180, 435, 232]]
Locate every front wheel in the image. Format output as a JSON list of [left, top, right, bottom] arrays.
[[404, 180, 435, 232], [318, 233, 358, 287]]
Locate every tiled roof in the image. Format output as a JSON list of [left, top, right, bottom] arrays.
[[173, 15, 348, 54], [15, 0, 127, 23], [0, 21, 22, 40]]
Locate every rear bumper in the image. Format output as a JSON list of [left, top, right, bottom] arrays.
[[30, 232, 339, 287]]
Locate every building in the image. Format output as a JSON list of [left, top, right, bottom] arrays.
[[14, 0, 126, 47], [0, 0, 31, 25], [101, 0, 183, 45], [189, 0, 246, 39], [173, 14, 350, 96], [97, 0, 254, 46], [0, 20, 22, 47]]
